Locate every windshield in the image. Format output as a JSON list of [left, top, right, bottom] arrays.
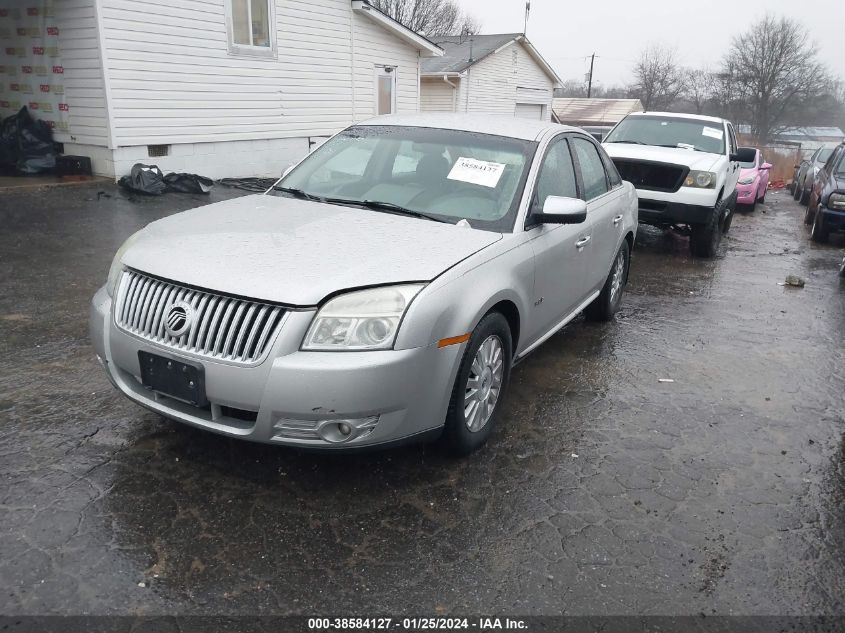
[[605, 115, 726, 154], [277, 125, 537, 232], [740, 155, 757, 168]]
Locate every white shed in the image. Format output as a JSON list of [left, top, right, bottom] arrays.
[[0, 0, 442, 179], [420, 34, 561, 121]]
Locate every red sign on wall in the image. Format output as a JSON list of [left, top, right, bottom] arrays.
[[21, 66, 33, 74], [52, 65, 63, 74], [58, 103, 69, 112], [32, 47, 44, 56], [46, 27, 59, 36]]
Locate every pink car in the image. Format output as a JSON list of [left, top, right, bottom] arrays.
[[735, 147, 771, 210]]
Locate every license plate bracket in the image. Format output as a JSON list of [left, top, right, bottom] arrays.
[[138, 351, 208, 408]]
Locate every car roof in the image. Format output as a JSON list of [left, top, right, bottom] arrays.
[[354, 113, 581, 141], [625, 111, 728, 125]]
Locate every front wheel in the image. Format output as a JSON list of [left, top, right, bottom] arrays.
[[839, 257, 845, 277], [800, 187, 810, 206], [442, 312, 512, 455], [689, 199, 726, 258], [586, 240, 630, 322]]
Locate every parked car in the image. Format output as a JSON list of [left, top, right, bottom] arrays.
[[794, 146, 835, 205], [90, 115, 638, 454], [804, 142, 845, 243], [603, 111, 749, 257], [735, 147, 771, 211]]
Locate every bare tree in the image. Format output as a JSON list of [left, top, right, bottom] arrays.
[[632, 45, 685, 111], [683, 68, 717, 114], [369, 0, 480, 37], [723, 14, 829, 143]]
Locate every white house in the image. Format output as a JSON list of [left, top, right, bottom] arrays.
[[419, 33, 561, 120], [0, 0, 442, 178]]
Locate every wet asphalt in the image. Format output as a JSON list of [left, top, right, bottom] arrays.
[[0, 182, 843, 617]]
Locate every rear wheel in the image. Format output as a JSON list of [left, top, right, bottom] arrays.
[[759, 188, 766, 204], [804, 199, 816, 225], [800, 187, 810, 206], [442, 312, 512, 455], [586, 240, 630, 322], [811, 207, 829, 243]]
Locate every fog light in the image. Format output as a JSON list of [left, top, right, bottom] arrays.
[[317, 416, 380, 444]]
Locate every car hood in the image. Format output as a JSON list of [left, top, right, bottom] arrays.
[[603, 143, 722, 171], [739, 167, 759, 179], [120, 194, 502, 306]]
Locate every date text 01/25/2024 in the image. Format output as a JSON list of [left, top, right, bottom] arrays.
[[307, 617, 528, 631]]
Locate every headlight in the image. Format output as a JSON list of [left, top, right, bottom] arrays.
[[302, 284, 425, 351], [106, 231, 143, 297], [738, 176, 754, 185], [829, 193, 845, 211], [685, 171, 716, 188]]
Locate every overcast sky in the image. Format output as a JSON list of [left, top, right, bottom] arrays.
[[456, 0, 845, 89]]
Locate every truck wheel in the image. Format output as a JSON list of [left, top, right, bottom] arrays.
[[722, 206, 734, 232], [689, 201, 725, 258], [442, 312, 512, 455], [586, 240, 630, 322], [810, 208, 829, 243]]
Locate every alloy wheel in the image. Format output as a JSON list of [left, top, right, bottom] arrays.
[[464, 335, 504, 432]]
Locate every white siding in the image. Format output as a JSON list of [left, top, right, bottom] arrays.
[[351, 10, 419, 119], [458, 41, 553, 117], [97, 0, 423, 147], [420, 77, 457, 112], [54, 0, 110, 146]]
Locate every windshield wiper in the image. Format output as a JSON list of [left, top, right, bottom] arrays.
[[606, 140, 646, 145], [324, 198, 452, 224], [273, 186, 322, 201]]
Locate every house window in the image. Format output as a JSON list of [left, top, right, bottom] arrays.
[[375, 66, 396, 115], [227, 0, 276, 57]]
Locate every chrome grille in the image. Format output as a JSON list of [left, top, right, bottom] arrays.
[[115, 270, 286, 364]]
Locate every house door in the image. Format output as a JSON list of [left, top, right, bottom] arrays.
[[515, 103, 544, 120], [375, 66, 397, 115]]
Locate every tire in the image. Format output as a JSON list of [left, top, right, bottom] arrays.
[[586, 240, 630, 322], [804, 199, 816, 225], [811, 207, 829, 243], [747, 197, 756, 215], [839, 257, 845, 278], [722, 204, 734, 232], [759, 189, 766, 204], [799, 187, 810, 206], [442, 312, 512, 455], [689, 200, 725, 258]]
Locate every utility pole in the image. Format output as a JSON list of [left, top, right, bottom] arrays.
[[587, 53, 595, 98], [524, 1, 530, 35]]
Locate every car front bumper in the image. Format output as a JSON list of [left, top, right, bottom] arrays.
[[735, 183, 758, 204], [818, 205, 845, 232], [90, 285, 461, 449], [632, 186, 719, 227]]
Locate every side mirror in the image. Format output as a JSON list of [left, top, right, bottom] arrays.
[[537, 196, 587, 224], [282, 164, 296, 178], [731, 147, 756, 164], [761, 162, 772, 170]]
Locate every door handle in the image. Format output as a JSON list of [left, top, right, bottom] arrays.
[[613, 215, 623, 225], [575, 236, 591, 249]]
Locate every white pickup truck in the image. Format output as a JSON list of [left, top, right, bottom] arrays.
[[603, 112, 754, 257]]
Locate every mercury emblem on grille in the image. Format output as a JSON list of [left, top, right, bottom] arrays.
[[164, 301, 193, 338]]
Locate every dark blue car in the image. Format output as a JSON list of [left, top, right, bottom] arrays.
[[805, 142, 845, 243]]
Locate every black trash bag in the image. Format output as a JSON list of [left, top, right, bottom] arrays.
[[17, 119, 56, 174], [0, 106, 33, 170], [118, 163, 166, 195], [163, 172, 214, 194]]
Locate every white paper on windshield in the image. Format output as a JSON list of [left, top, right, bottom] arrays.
[[447, 157, 506, 188], [702, 127, 724, 140]]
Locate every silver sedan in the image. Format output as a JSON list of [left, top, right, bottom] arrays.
[[90, 114, 638, 454]]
